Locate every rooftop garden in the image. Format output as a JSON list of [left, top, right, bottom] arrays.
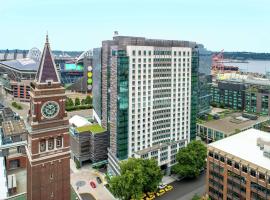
[[197, 109, 236, 124], [76, 124, 106, 134]]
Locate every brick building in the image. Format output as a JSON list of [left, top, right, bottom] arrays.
[[26, 35, 70, 200], [207, 128, 270, 200], [2, 119, 27, 170]]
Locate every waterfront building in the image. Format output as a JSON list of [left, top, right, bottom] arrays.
[[100, 36, 199, 174], [207, 129, 270, 200], [211, 76, 270, 115]]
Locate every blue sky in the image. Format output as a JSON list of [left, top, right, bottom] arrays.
[[0, 0, 269, 52]]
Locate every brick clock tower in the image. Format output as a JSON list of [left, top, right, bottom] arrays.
[[26, 35, 70, 200]]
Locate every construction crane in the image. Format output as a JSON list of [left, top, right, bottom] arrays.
[[212, 49, 224, 73]]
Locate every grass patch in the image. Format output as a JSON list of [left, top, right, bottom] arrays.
[[76, 124, 106, 134], [11, 102, 23, 110]]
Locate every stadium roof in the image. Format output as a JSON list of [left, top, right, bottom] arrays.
[[0, 58, 38, 72]]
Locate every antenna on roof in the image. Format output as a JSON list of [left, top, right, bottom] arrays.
[[114, 31, 119, 36]]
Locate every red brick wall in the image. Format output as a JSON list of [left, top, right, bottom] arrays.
[[6, 156, 27, 170]]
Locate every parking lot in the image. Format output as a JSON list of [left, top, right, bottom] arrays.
[[70, 160, 115, 200]]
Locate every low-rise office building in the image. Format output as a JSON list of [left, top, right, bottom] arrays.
[[197, 112, 270, 142], [69, 116, 109, 166], [207, 129, 270, 200]]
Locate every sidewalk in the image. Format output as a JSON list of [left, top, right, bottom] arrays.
[[162, 175, 177, 185]]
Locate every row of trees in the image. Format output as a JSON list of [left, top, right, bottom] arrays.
[[107, 141, 207, 200], [65, 95, 92, 111], [108, 158, 163, 200]]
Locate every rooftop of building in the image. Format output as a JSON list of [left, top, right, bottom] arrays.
[[69, 115, 91, 127], [216, 72, 270, 87], [0, 58, 38, 72], [104, 35, 197, 48], [208, 128, 270, 171], [198, 112, 270, 135], [2, 107, 15, 119], [76, 124, 106, 134], [135, 140, 186, 155], [2, 120, 27, 137]]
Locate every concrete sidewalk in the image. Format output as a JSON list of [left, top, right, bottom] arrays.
[[162, 175, 177, 185]]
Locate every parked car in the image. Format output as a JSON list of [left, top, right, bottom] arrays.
[[165, 185, 173, 191], [96, 177, 102, 184], [90, 181, 96, 188], [156, 189, 165, 197]]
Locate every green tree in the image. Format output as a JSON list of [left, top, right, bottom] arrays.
[[192, 194, 201, 200], [172, 141, 207, 178], [75, 97, 80, 106], [85, 95, 92, 105], [109, 158, 162, 200], [81, 99, 85, 105], [65, 98, 74, 107], [139, 159, 163, 192]]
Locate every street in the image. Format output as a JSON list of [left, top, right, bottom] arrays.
[[157, 172, 206, 200]]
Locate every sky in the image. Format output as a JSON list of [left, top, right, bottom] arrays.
[[0, 0, 269, 52]]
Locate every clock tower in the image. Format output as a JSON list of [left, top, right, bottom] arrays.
[[26, 35, 70, 200]]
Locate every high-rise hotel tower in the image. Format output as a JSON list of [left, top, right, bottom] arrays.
[[99, 36, 199, 174]]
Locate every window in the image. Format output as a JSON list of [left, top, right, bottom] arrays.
[[214, 154, 219, 160], [250, 169, 256, 177], [48, 138, 54, 150], [259, 173, 265, 180], [227, 159, 232, 166], [132, 50, 136, 56], [138, 50, 141, 56], [40, 139, 46, 152], [220, 156, 225, 162], [242, 165, 248, 173], [50, 173, 54, 180], [56, 136, 62, 148], [234, 162, 240, 169]]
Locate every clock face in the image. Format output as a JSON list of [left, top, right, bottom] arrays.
[[41, 101, 59, 119]]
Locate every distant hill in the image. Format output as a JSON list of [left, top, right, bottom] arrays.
[[221, 52, 270, 61]]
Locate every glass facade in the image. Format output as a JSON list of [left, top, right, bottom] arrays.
[[190, 48, 199, 140], [116, 50, 129, 160]]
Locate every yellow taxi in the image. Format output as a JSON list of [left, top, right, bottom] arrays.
[[165, 185, 173, 192], [156, 189, 165, 197]]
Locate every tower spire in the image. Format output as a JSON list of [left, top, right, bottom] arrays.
[[46, 31, 49, 44], [35, 35, 60, 84]]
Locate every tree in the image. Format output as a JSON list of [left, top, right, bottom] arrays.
[[75, 97, 80, 106], [81, 99, 85, 105], [85, 95, 92, 105], [109, 158, 162, 200], [139, 159, 163, 192], [172, 140, 207, 178], [192, 194, 201, 200], [65, 98, 74, 107]]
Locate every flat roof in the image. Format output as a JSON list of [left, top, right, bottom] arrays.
[[209, 128, 270, 170], [69, 115, 91, 127], [2, 120, 27, 137], [76, 124, 106, 134], [199, 113, 270, 135]]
